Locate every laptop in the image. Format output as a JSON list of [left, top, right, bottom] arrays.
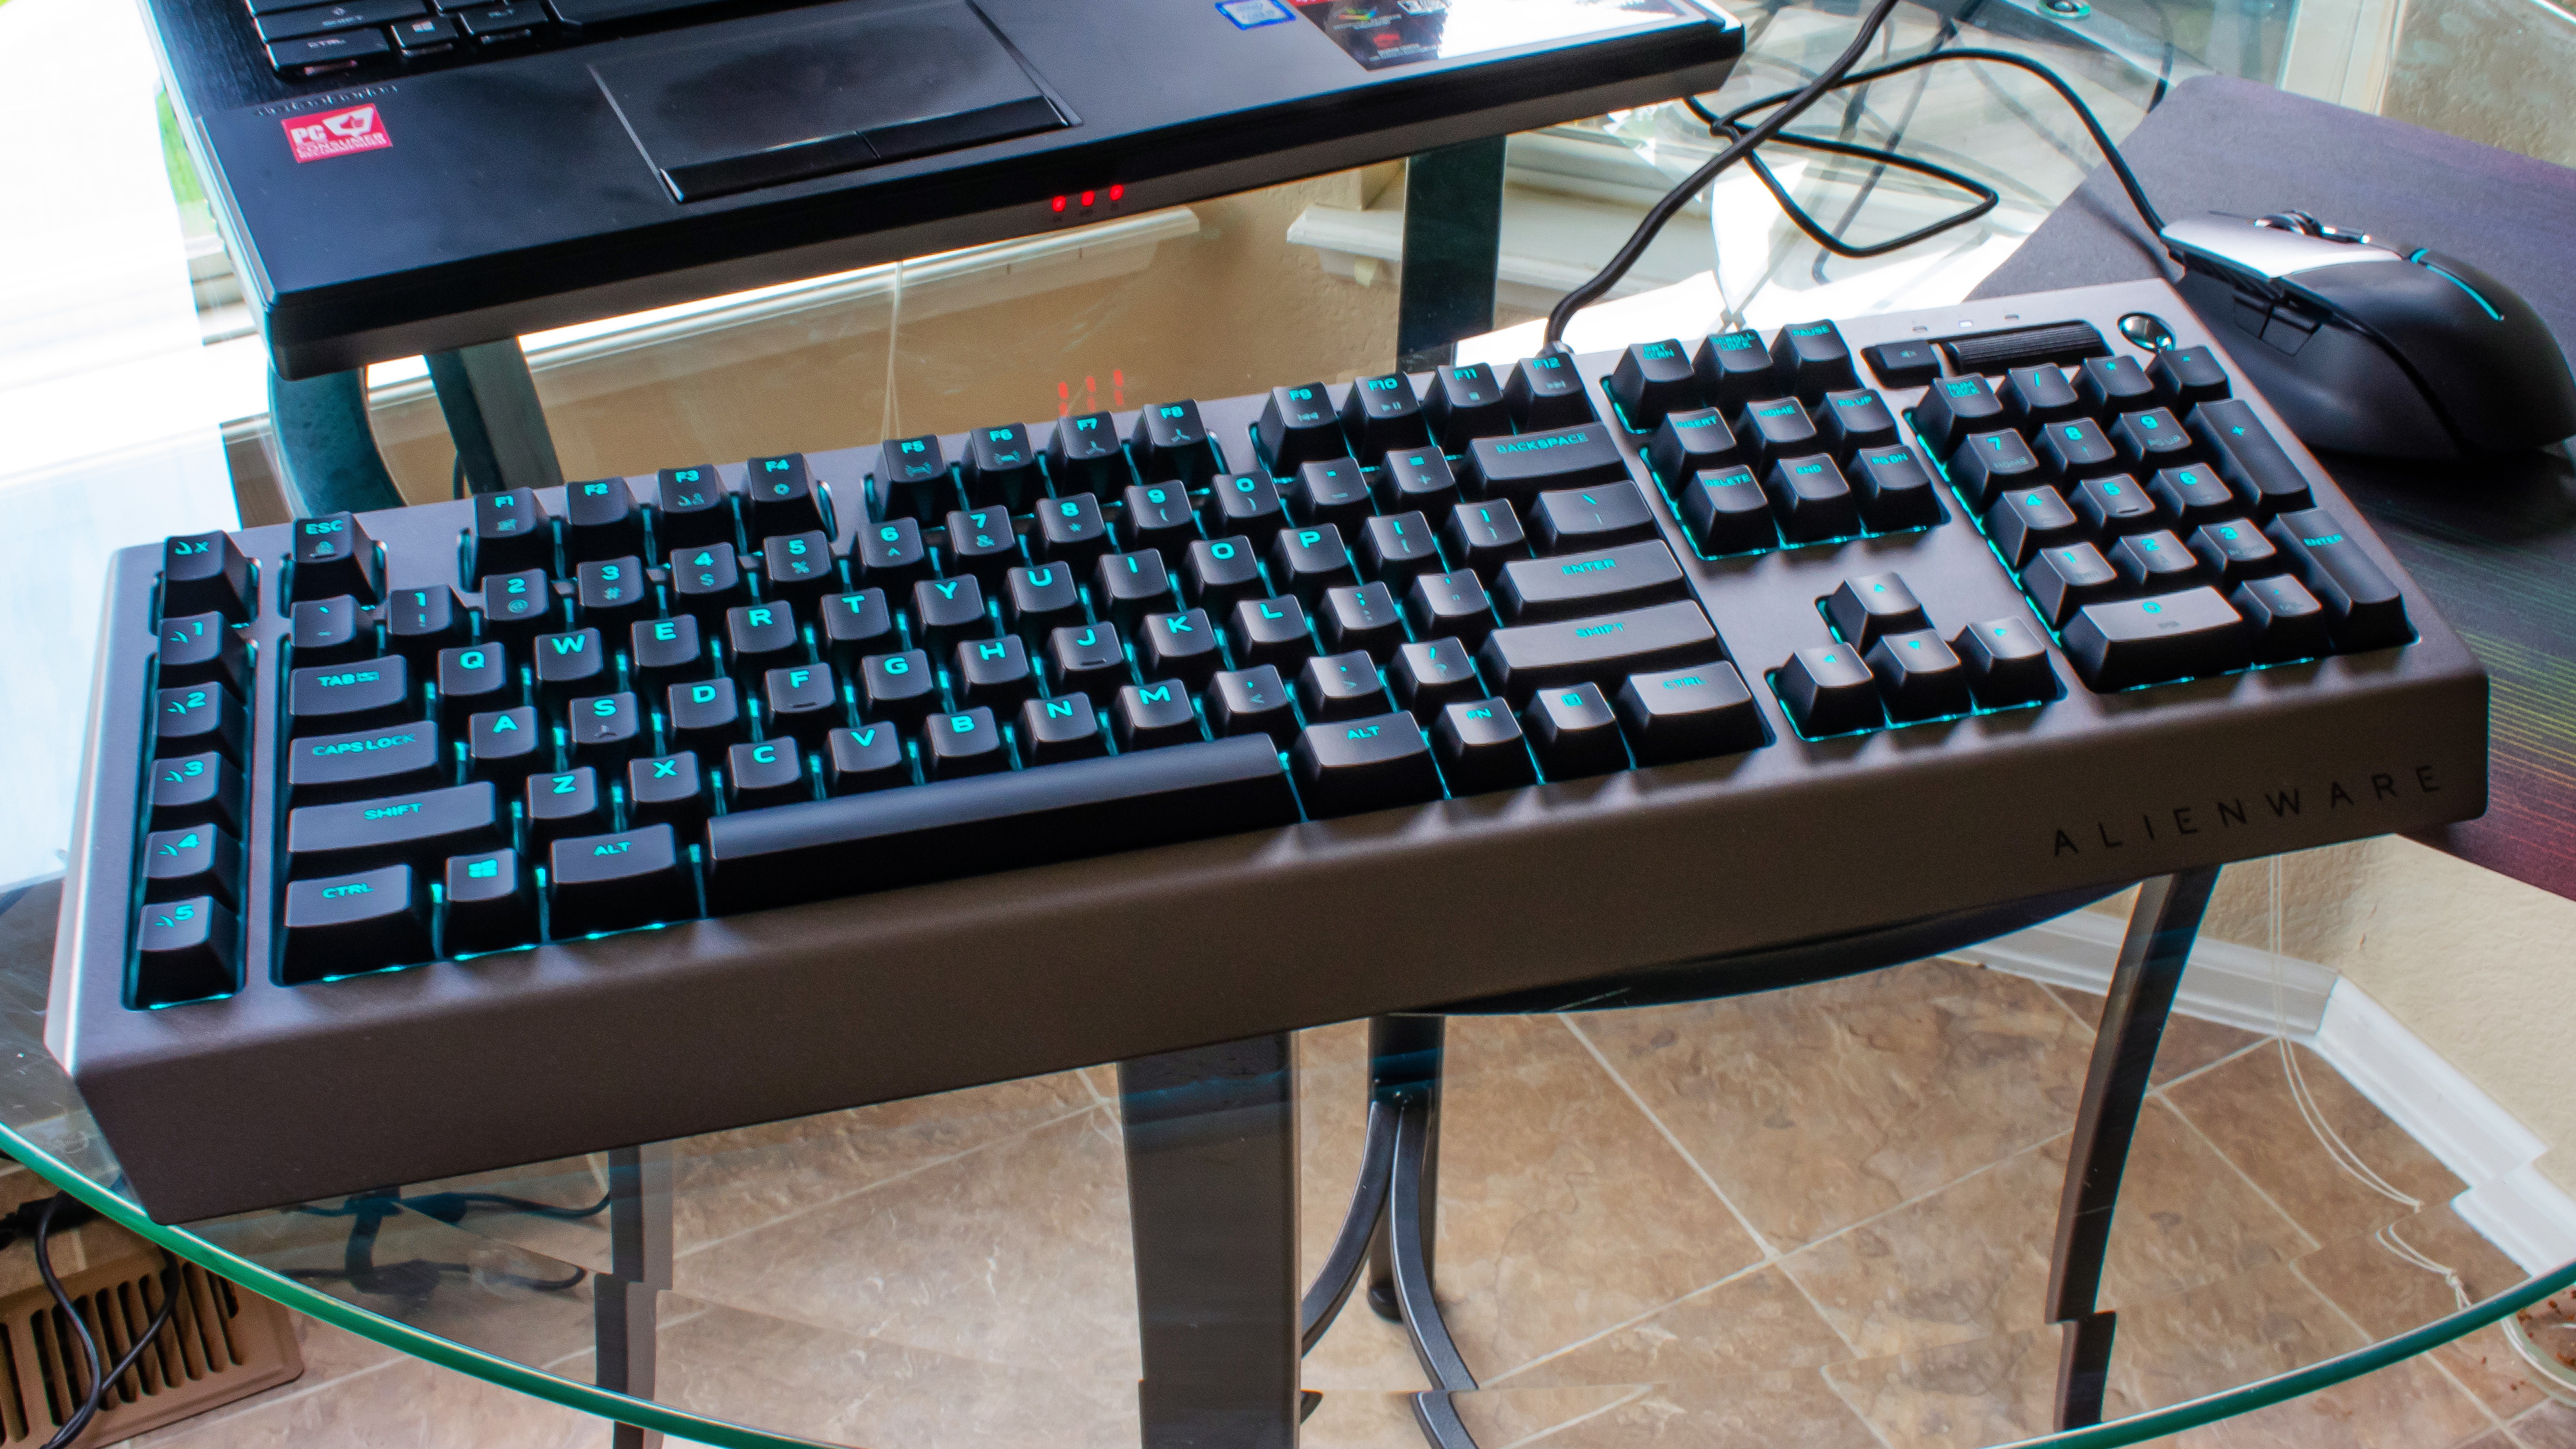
[[143, 0, 1745, 376]]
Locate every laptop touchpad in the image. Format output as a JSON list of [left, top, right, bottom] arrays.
[[592, 0, 1070, 203]]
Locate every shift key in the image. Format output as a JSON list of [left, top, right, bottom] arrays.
[[1497, 542, 1690, 623], [288, 781, 503, 875], [1476, 600, 1722, 702]]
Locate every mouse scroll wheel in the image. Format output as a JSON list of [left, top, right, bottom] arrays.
[[2254, 211, 2325, 236]]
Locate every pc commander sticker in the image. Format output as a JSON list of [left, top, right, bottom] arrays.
[[284, 103, 392, 163]]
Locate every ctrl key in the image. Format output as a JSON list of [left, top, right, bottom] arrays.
[[549, 826, 691, 938], [132, 895, 239, 1006], [281, 865, 431, 984]]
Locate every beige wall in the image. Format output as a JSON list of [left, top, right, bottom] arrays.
[[2088, 837, 2576, 1194]]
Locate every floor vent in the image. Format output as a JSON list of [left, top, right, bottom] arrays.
[[0, 1247, 301, 1446]]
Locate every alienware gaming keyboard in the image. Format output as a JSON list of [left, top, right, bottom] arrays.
[[50, 277, 2487, 1222]]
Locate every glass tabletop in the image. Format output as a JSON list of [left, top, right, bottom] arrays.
[[6, 0, 2575, 1440]]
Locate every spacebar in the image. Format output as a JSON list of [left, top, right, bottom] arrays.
[[702, 736, 1299, 914]]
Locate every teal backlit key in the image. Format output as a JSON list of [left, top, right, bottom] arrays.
[[548, 825, 690, 937], [1291, 711, 1440, 817], [287, 655, 409, 738], [281, 865, 431, 984]]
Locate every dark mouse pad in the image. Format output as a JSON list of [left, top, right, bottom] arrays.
[[591, 0, 1071, 202]]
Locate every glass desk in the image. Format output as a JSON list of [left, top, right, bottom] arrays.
[[8, 0, 2576, 1442]]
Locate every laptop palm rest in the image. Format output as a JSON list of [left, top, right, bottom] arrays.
[[591, 0, 1071, 203]]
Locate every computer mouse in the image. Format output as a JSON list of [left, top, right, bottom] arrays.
[[2160, 212, 2576, 459]]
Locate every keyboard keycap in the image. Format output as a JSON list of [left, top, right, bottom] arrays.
[[288, 719, 442, 804], [2146, 464, 2237, 530], [1614, 665, 1765, 763], [385, 586, 467, 660], [1379, 450, 1460, 514], [1691, 330, 1778, 411], [1824, 573, 1928, 651], [1321, 583, 1405, 661], [1999, 366, 2083, 429], [1863, 340, 1940, 389], [963, 425, 1042, 508], [1424, 365, 1512, 447], [1680, 466, 1776, 554], [1268, 526, 1356, 603], [875, 437, 953, 521], [632, 613, 710, 689], [1505, 352, 1595, 430], [1866, 630, 1972, 720], [534, 627, 611, 704], [133, 895, 237, 1005], [1091, 549, 1172, 628], [1500, 541, 1688, 624], [1430, 698, 1535, 793], [443, 849, 537, 953], [2264, 509, 2412, 649], [761, 531, 839, 603], [1405, 569, 1494, 648], [1815, 389, 1900, 460], [2150, 346, 2231, 408], [2074, 355, 2157, 415], [1647, 407, 1741, 482], [550, 826, 691, 937], [287, 780, 503, 876], [1033, 493, 1113, 569], [2188, 519, 2283, 587], [626, 753, 709, 830], [1137, 610, 1222, 687], [150, 751, 244, 834], [1533, 483, 1659, 553], [705, 736, 1298, 909], [2234, 574, 2334, 661], [657, 467, 735, 549], [1953, 618, 2058, 706], [1113, 685, 1201, 752], [526, 767, 609, 845], [158, 611, 252, 693], [1339, 373, 1431, 460], [854, 518, 932, 588], [456, 2, 546, 36], [1049, 413, 1127, 494], [161, 531, 253, 622], [288, 655, 410, 737], [2109, 530, 2199, 592], [143, 825, 242, 909], [1911, 375, 2006, 457], [725, 741, 813, 810], [667, 678, 746, 753], [1360, 511, 1442, 589], [1208, 666, 1298, 746], [1297, 650, 1389, 721], [1476, 600, 1721, 702], [1441, 499, 1530, 579], [863, 648, 940, 723], [1763, 455, 1861, 542], [761, 665, 841, 744], [1209, 472, 1291, 551], [2110, 408, 2195, 471], [1229, 596, 1315, 671], [913, 575, 992, 652], [1950, 430, 2042, 509], [1775, 645, 1881, 736], [1735, 397, 1819, 472], [1183, 537, 1268, 613], [2023, 543, 2123, 627], [281, 865, 431, 982], [2073, 476, 2159, 536], [565, 478, 645, 562], [1768, 320, 1858, 400], [1132, 401, 1220, 485], [956, 634, 1039, 709], [1524, 683, 1627, 778], [1988, 486, 2084, 569], [1463, 422, 1630, 497], [437, 643, 515, 732], [2190, 401, 2315, 516], [292, 512, 382, 602], [1389, 638, 1482, 720], [946, 507, 1023, 580], [1046, 624, 1130, 697], [1609, 340, 1700, 429], [827, 723, 915, 790], [471, 488, 555, 579], [2036, 418, 2123, 481], [1290, 459, 1373, 529], [156, 682, 246, 761], [268, 28, 389, 74], [575, 555, 654, 626], [290, 595, 370, 667], [1294, 712, 1442, 816], [1122, 482, 1202, 552], [1259, 383, 1350, 471], [928, 706, 1015, 774], [2063, 587, 2249, 690]]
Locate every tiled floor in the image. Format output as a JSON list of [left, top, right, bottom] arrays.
[[84, 960, 2569, 1449]]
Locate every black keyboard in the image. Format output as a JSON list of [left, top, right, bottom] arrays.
[[257, 0, 744, 77], [52, 278, 2487, 1222]]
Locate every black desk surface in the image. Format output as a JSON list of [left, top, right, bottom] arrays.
[[1971, 75, 2576, 900]]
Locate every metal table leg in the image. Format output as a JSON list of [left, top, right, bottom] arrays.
[[1120, 1035, 1301, 1449], [426, 339, 565, 496], [597, 1142, 673, 1449], [1395, 138, 1508, 373], [266, 364, 402, 517], [2046, 866, 2222, 1430]]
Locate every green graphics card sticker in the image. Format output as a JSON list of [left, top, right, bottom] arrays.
[[1293, 0, 1691, 69]]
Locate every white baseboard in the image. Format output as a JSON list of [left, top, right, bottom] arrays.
[[1951, 909, 2338, 1036], [1954, 911, 2576, 1275]]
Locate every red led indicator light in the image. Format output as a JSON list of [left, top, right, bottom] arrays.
[[1109, 184, 1124, 201], [1052, 196, 1067, 213], [1080, 190, 1095, 207]]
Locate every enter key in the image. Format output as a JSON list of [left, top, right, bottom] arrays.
[[1496, 542, 1693, 624]]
